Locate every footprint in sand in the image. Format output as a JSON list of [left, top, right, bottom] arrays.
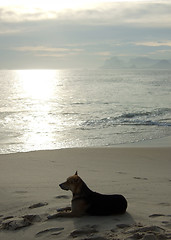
[[149, 214, 165, 218], [117, 171, 127, 175], [133, 177, 148, 180], [36, 227, 64, 237], [28, 202, 48, 209], [116, 223, 131, 229], [55, 195, 70, 199], [110, 224, 171, 240], [70, 225, 98, 238], [2, 216, 14, 220], [158, 202, 171, 207]]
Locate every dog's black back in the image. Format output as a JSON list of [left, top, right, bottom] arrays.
[[75, 181, 127, 216], [86, 191, 127, 215]]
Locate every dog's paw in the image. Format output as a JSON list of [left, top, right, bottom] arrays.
[[57, 207, 71, 212]]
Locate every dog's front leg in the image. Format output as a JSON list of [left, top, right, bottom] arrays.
[[57, 200, 87, 217], [47, 199, 87, 219], [48, 202, 86, 218]]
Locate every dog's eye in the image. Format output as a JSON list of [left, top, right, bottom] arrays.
[[68, 180, 73, 184]]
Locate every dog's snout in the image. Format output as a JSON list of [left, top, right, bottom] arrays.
[[59, 182, 69, 191]]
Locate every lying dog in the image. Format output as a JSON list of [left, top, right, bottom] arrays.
[[48, 171, 127, 218]]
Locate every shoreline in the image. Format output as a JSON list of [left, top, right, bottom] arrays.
[[114, 135, 171, 148], [0, 134, 171, 156], [0, 138, 171, 239]]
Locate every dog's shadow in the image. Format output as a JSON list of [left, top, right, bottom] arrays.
[[72, 212, 135, 232]]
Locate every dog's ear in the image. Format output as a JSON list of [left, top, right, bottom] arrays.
[[75, 171, 78, 176]]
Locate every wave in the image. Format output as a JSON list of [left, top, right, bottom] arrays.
[[83, 108, 171, 128], [120, 108, 171, 119]]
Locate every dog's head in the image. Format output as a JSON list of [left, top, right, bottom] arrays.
[[59, 171, 82, 194]]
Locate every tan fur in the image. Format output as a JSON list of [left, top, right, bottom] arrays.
[[56, 171, 87, 217]]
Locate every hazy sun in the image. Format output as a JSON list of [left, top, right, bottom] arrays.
[[17, 70, 57, 100]]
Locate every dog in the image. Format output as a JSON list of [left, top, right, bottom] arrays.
[[48, 171, 127, 218]]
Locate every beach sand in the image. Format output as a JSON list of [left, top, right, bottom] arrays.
[[0, 137, 171, 240]]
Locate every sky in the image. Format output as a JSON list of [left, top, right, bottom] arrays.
[[0, 0, 171, 69]]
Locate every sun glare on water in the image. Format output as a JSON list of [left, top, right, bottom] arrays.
[[17, 70, 57, 100], [16, 69, 63, 150]]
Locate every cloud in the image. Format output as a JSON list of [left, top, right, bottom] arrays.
[[1, 1, 171, 69], [0, 2, 171, 27], [95, 51, 112, 56], [0, 7, 56, 22], [14, 46, 69, 52], [135, 41, 171, 47], [13, 45, 84, 58]]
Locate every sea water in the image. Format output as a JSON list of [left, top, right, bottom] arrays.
[[0, 69, 171, 154]]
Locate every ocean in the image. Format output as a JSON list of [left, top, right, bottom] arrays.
[[0, 69, 171, 154]]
